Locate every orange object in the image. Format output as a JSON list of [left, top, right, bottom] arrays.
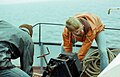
[[19, 24, 33, 37]]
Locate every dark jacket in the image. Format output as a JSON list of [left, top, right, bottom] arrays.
[[0, 20, 34, 76]]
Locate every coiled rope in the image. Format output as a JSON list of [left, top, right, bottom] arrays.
[[81, 48, 117, 77]]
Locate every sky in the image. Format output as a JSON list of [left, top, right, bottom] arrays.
[[0, 0, 58, 4]]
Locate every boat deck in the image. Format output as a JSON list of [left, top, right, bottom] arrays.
[[33, 66, 41, 77]]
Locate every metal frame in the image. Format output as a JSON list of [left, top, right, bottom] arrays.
[[32, 22, 120, 74]]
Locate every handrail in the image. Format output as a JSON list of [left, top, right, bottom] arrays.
[[33, 22, 120, 48], [34, 42, 116, 50], [33, 22, 120, 30], [32, 22, 64, 28], [105, 27, 120, 30]]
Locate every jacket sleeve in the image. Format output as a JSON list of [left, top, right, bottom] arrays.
[[62, 28, 72, 52], [77, 28, 96, 61], [20, 37, 34, 77]]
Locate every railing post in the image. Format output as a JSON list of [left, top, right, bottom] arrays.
[[39, 24, 44, 74]]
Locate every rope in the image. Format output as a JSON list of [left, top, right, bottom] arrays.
[[81, 48, 117, 77]]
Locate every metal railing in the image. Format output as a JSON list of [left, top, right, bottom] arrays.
[[33, 22, 120, 47], [32, 22, 120, 73]]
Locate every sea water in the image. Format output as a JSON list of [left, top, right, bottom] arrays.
[[0, 0, 120, 66]]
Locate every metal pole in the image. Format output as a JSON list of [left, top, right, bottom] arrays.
[[39, 24, 44, 74]]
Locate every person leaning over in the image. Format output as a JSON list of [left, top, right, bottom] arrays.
[[0, 20, 34, 77], [62, 12, 109, 71]]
